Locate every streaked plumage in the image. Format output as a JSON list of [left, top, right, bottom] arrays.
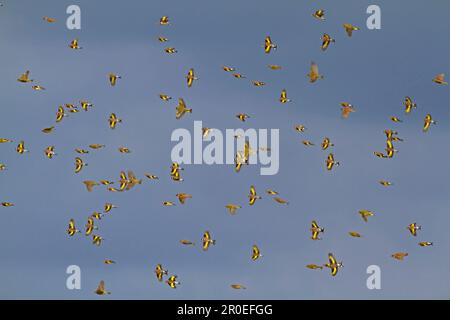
[[308, 62, 323, 83]]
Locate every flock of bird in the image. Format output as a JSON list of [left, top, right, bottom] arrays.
[[1, 6, 448, 296]]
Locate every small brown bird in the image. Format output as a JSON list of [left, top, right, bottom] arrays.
[[432, 73, 448, 85], [391, 252, 408, 261], [341, 103, 355, 118], [43, 17, 57, 23], [308, 62, 323, 83], [176, 193, 192, 204], [83, 180, 99, 192]]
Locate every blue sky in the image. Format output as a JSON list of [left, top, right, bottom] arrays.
[[0, 0, 450, 299]]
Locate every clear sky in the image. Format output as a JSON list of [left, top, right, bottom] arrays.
[[0, 0, 450, 299]]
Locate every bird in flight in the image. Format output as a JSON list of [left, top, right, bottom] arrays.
[[432, 73, 447, 85], [95, 281, 111, 295], [251, 245, 262, 261], [186, 68, 198, 88], [175, 98, 192, 119], [308, 62, 323, 83], [324, 253, 343, 276], [248, 185, 262, 205], [312, 9, 325, 21], [225, 204, 241, 215], [264, 36, 277, 53], [311, 220, 324, 240], [321, 33, 335, 51], [343, 23, 359, 37], [202, 231, 216, 251]]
